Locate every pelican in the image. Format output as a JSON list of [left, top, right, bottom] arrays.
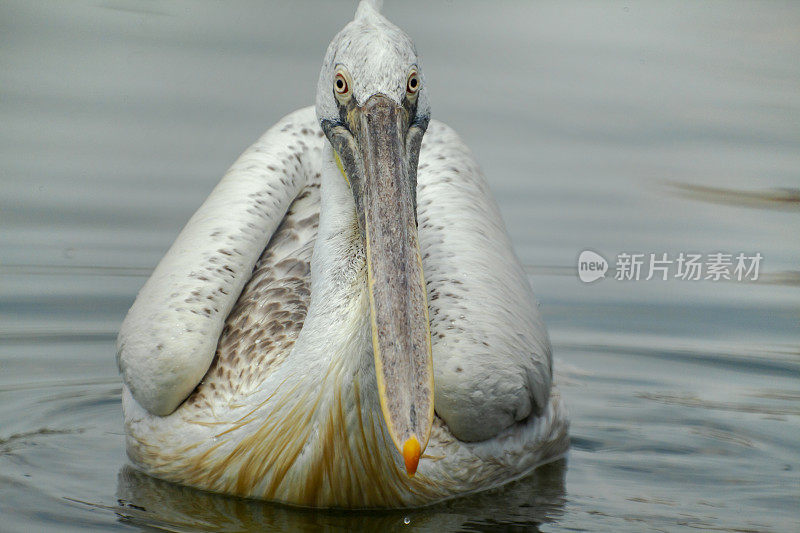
[[117, 0, 568, 508]]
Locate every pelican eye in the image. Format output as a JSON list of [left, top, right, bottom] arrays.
[[406, 70, 420, 95], [334, 72, 349, 95]]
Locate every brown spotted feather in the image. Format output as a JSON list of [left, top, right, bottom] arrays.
[[186, 183, 320, 407]]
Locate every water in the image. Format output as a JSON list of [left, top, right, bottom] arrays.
[[1, 1, 798, 531]]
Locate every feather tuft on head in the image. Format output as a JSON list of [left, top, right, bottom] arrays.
[[356, 0, 383, 19]]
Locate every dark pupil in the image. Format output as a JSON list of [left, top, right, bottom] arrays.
[[336, 79, 344, 90], [409, 77, 417, 89]]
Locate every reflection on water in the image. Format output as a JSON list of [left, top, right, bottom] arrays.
[[665, 181, 800, 211], [1, 0, 799, 531], [99, 462, 566, 531]]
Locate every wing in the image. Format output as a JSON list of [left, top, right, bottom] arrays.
[[117, 107, 324, 416], [418, 120, 552, 442], [184, 182, 319, 409]]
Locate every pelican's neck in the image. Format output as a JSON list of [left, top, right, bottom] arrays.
[[286, 142, 373, 384], [309, 143, 367, 310]]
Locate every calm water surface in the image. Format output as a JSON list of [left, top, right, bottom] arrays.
[[1, 1, 798, 531]]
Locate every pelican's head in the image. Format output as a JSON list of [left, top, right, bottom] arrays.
[[315, 0, 433, 477]]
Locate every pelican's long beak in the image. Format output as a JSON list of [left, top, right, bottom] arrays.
[[322, 94, 433, 476]]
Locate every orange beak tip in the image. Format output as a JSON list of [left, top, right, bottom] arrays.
[[402, 436, 421, 476]]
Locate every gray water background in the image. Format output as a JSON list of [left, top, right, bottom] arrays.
[[1, 1, 798, 531]]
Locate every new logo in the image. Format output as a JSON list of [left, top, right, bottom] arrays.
[[578, 250, 608, 283]]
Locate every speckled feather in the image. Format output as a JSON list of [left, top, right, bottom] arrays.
[[186, 183, 319, 407]]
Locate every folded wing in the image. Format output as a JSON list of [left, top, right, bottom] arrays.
[[117, 107, 323, 416], [418, 120, 552, 442]]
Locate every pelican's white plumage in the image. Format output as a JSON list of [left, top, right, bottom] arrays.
[[118, 1, 568, 508]]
